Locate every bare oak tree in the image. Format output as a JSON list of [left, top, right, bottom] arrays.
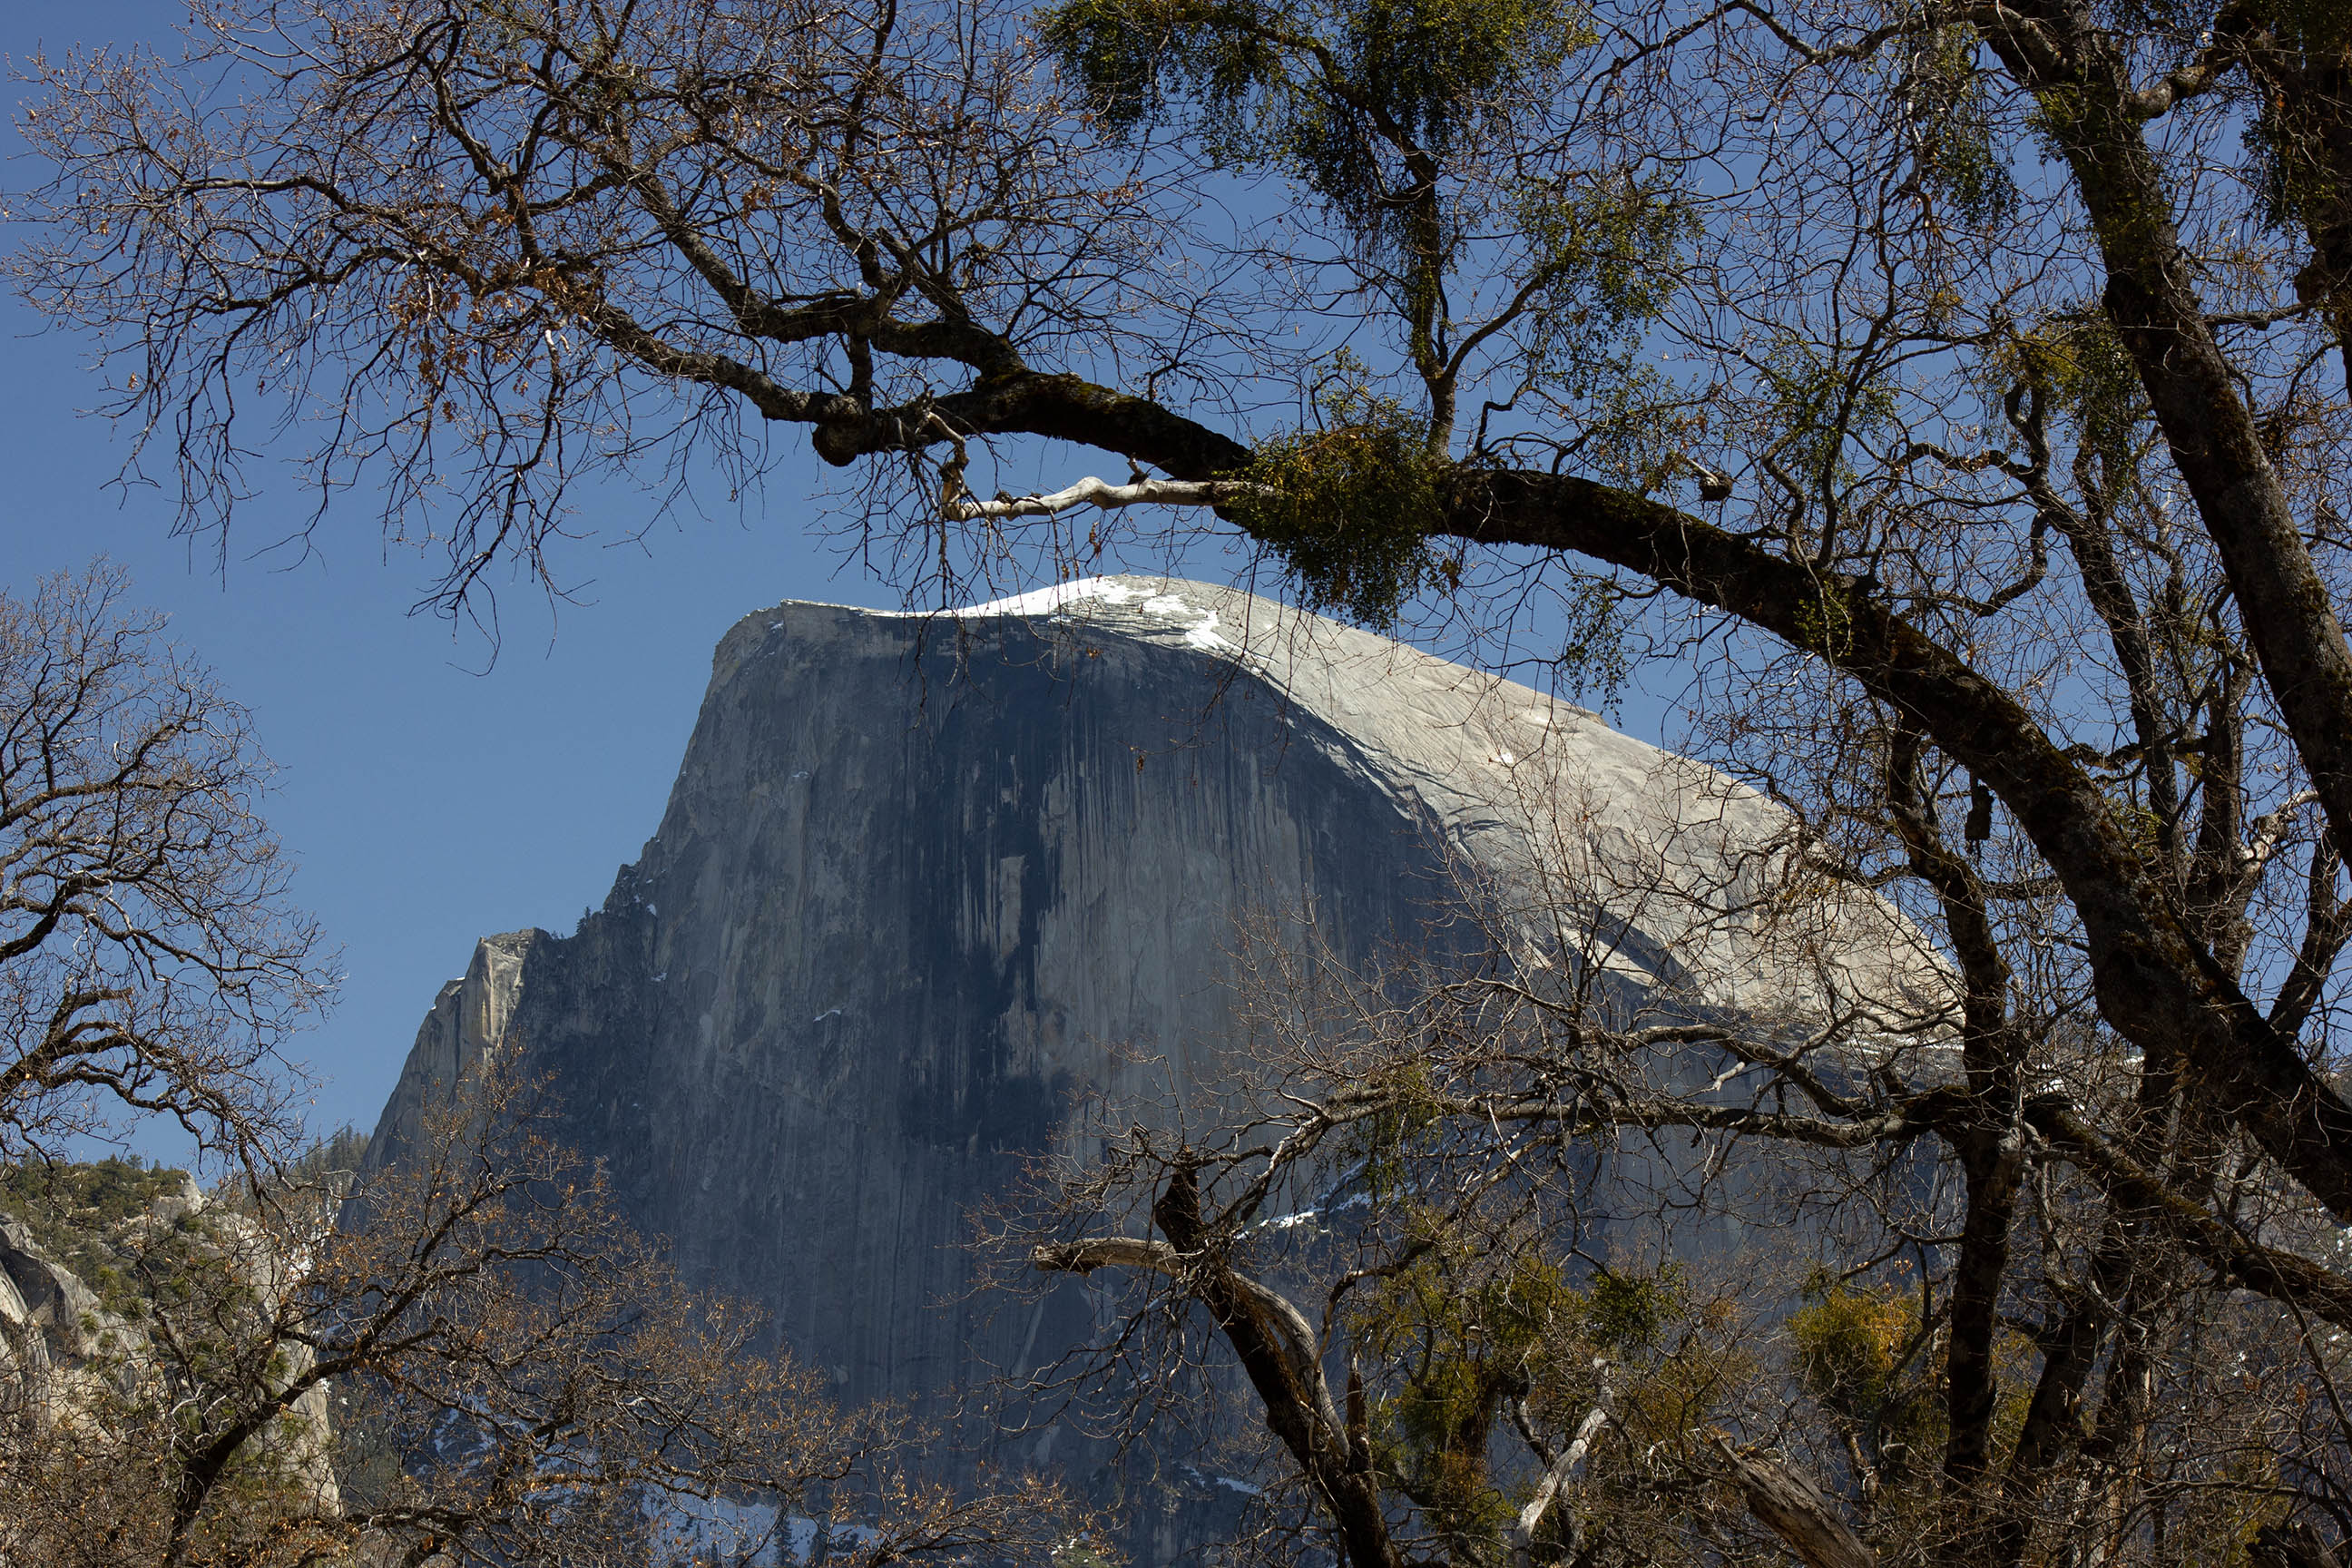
[[1, 1064, 1106, 1568], [1021, 786, 2341, 1568], [24, 4, 2352, 1568], [0, 561, 328, 1162]]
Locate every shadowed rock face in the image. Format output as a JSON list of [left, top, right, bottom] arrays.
[[364, 576, 1938, 1545]]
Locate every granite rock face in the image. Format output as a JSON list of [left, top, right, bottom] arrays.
[[365, 576, 1939, 1536], [0, 1185, 338, 1511], [0, 1215, 98, 1382]]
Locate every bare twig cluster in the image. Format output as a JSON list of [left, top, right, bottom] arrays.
[[1, 1064, 1105, 1568], [0, 562, 327, 1166], [23, 3, 2352, 1567]]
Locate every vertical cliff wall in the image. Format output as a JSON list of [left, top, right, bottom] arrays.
[[364, 575, 1938, 1543]]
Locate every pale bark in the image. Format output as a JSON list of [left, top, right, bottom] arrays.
[[1506, 1388, 1612, 1568], [940, 475, 1271, 521], [1715, 1439, 1878, 1568]]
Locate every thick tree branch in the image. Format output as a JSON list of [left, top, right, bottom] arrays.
[[1507, 1379, 1612, 1568], [1713, 1437, 1877, 1568], [2024, 1094, 2352, 1332], [941, 475, 1270, 520], [1978, 5, 2352, 914], [1435, 468, 2352, 1222], [1036, 1162, 1401, 1568]]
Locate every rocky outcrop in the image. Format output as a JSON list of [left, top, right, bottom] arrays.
[[0, 1177, 338, 1511], [0, 1215, 97, 1395], [365, 575, 1941, 1545], [1, 1216, 104, 1350], [364, 931, 537, 1172]]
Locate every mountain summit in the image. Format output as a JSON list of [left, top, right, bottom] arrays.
[[363, 575, 1937, 1548]]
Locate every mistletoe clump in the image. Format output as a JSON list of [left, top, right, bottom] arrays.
[[1234, 390, 1447, 627]]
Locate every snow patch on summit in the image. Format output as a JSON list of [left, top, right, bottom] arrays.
[[953, 576, 1245, 655], [953, 577, 1143, 618], [1139, 591, 1240, 652]]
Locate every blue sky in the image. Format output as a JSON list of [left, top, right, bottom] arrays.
[[0, 0, 1658, 1158], [0, 0, 938, 1149]]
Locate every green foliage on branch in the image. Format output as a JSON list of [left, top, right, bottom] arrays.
[[1342, 1242, 1738, 1559], [1788, 1273, 1916, 1417], [2016, 314, 2144, 471], [1514, 178, 1695, 393], [1586, 1264, 1687, 1354], [2243, 0, 2352, 237], [1357, 1241, 1577, 1540], [1901, 25, 2017, 230], [1044, 0, 1592, 226], [1232, 376, 1447, 626]]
